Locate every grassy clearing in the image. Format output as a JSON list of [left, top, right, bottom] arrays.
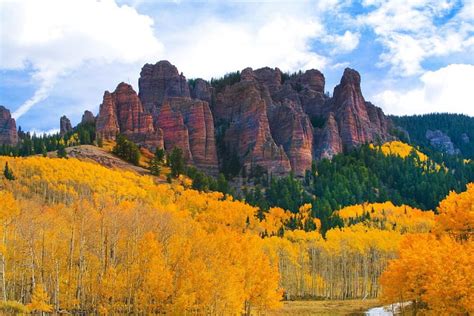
[[265, 299, 381, 316]]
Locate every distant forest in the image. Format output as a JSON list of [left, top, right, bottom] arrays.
[[392, 113, 474, 159]]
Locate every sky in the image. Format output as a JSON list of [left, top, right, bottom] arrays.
[[0, 0, 473, 133]]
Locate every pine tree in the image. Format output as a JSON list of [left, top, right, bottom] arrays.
[[168, 147, 185, 178], [149, 157, 161, 176], [57, 144, 67, 158], [3, 162, 15, 180], [155, 148, 165, 164]]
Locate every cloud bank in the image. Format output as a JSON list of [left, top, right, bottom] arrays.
[[0, 0, 163, 119], [373, 64, 474, 116]]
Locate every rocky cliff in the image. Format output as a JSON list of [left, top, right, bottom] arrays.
[[96, 82, 163, 150], [157, 97, 218, 173], [93, 61, 392, 176], [330, 68, 391, 149], [60, 115, 73, 136], [81, 110, 96, 125], [138, 60, 190, 116], [0, 106, 18, 146]]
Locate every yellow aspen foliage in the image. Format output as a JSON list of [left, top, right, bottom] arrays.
[[336, 201, 435, 233], [28, 284, 53, 313], [2, 154, 471, 313], [381, 183, 474, 314], [370, 141, 428, 161], [380, 235, 474, 314], [0, 191, 20, 220], [435, 183, 474, 241], [0, 156, 282, 314], [370, 141, 443, 171]]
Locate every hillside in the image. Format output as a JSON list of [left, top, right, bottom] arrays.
[[51, 145, 152, 175], [392, 113, 474, 159], [0, 156, 472, 314], [1, 61, 394, 178]]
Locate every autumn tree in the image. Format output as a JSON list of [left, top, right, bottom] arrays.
[[28, 284, 53, 315]]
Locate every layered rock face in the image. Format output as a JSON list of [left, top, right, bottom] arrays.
[[314, 112, 343, 159], [92, 60, 392, 176], [138, 61, 218, 173], [81, 110, 95, 125], [138, 61, 190, 116], [426, 129, 460, 155], [60, 116, 73, 136], [0, 106, 18, 145], [190, 79, 213, 104], [215, 77, 292, 175], [331, 68, 391, 149], [96, 83, 163, 149], [157, 97, 218, 173], [211, 66, 392, 175]]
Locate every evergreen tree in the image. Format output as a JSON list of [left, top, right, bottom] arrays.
[[168, 147, 185, 178], [149, 150, 163, 176], [57, 144, 67, 158], [112, 134, 141, 166], [155, 148, 165, 164], [3, 162, 15, 180]]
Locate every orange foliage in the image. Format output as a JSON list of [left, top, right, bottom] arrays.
[[0, 156, 281, 314], [380, 183, 474, 314], [337, 201, 435, 233]]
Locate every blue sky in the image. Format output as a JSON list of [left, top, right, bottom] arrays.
[[1, 0, 473, 133]]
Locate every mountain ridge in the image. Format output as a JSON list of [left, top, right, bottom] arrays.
[[91, 60, 394, 176]]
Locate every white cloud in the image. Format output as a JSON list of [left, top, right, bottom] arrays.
[[358, 0, 474, 76], [0, 0, 163, 119], [158, 13, 328, 79], [323, 31, 360, 54], [373, 64, 474, 116], [29, 128, 60, 136]]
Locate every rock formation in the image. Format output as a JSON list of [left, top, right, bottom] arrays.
[[425, 129, 460, 155], [81, 110, 95, 125], [60, 115, 73, 136], [214, 72, 291, 175], [331, 68, 391, 149], [190, 79, 213, 104], [314, 112, 343, 159], [0, 106, 18, 145], [93, 61, 393, 176], [138, 60, 190, 116], [96, 82, 163, 150], [157, 97, 218, 173], [210, 65, 392, 175]]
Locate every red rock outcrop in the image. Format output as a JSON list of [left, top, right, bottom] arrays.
[[60, 115, 73, 136], [81, 110, 95, 125], [96, 82, 163, 149], [94, 61, 392, 177], [157, 97, 218, 173], [190, 78, 213, 104], [268, 99, 313, 175], [331, 68, 391, 149], [215, 75, 291, 175], [138, 60, 190, 115], [314, 112, 343, 159], [0, 106, 18, 145]]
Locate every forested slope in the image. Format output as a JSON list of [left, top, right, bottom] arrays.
[[392, 113, 474, 158], [0, 155, 472, 314]]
